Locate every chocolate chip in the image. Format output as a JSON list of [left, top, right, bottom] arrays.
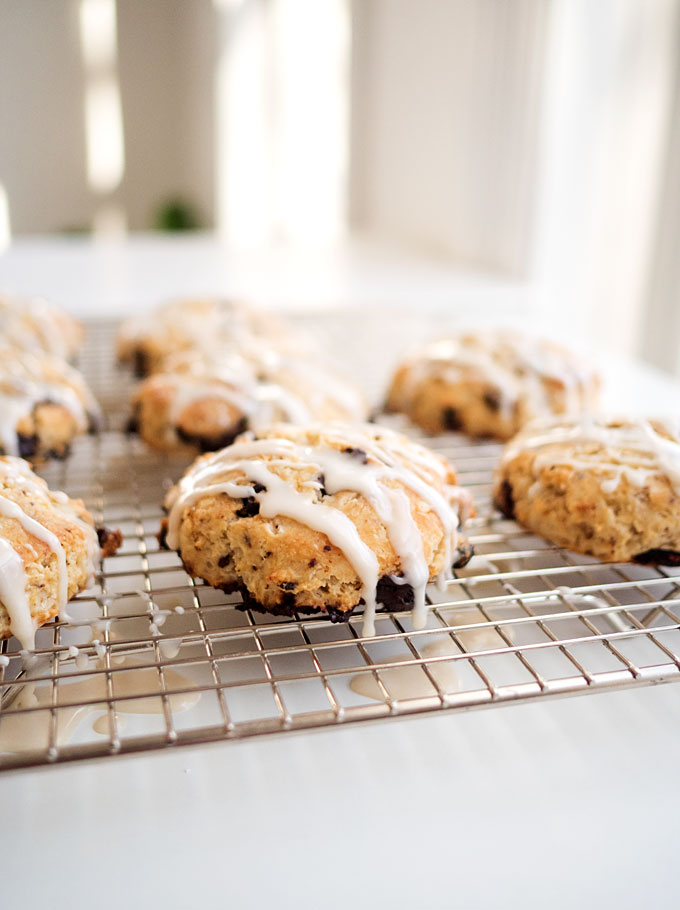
[[452, 540, 474, 569], [634, 548, 680, 566], [235, 585, 354, 622], [87, 411, 101, 434], [218, 554, 231, 567], [442, 407, 462, 432], [133, 349, 150, 378], [125, 414, 139, 435], [483, 389, 501, 412], [308, 558, 317, 568], [235, 497, 260, 518], [17, 433, 38, 458], [342, 446, 368, 464], [96, 526, 123, 557], [376, 575, 415, 609], [252, 483, 266, 494], [157, 520, 169, 550], [323, 544, 332, 551], [280, 581, 297, 591], [494, 480, 515, 519], [317, 473, 328, 497], [176, 416, 248, 453]]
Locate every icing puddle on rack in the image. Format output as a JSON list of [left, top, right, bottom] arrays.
[[350, 636, 461, 701], [0, 658, 199, 754]]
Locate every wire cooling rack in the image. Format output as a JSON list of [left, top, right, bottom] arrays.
[[1, 320, 680, 772]]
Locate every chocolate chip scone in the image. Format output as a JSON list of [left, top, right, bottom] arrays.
[[161, 423, 474, 635], [386, 331, 599, 440], [0, 296, 84, 360], [130, 346, 367, 453], [0, 457, 121, 650], [493, 416, 680, 563], [0, 346, 101, 460], [117, 298, 286, 377]]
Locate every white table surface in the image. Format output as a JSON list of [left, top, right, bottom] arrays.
[[1, 235, 679, 910]]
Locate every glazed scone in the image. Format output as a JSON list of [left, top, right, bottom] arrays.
[[0, 346, 101, 460], [117, 298, 287, 376], [0, 296, 84, 360], [0, 457, 121, 649], [129, 346, 368, 453], [493, 416, 680, 563], [386, 331, 599, 440], [161, 423, 474, 635]]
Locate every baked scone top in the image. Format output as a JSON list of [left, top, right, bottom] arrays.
[[138, 343, 367, 434], [0, 456, 101, 649], [0, 346, 100, 456], [117, 298, 286, 372], [165, 423, 473, 635], [500, 416, 680, 494], [390, 331, 599, 421], [0, 296, 83, 360]]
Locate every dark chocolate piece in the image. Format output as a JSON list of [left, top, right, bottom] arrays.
[[96, 526, 123, 557], [342, 446, 369, 464], [17, 433, 38, 458], [176, 416, 248, 453], [235, 497, 260, 518], [235, 586, 354, 623], [442, 407, 462, 432], [133, 349, 150, 378], [494, 479, 515, 519], [375, 575, 415, 609], [218, 554, 231, 567], [452, 540, 474, 569], [483, 389, 501, 412], [634, 548, 680, 567], [157, 519, 169, 550]]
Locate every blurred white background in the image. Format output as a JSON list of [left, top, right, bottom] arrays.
[[1, 0, 679, 372]]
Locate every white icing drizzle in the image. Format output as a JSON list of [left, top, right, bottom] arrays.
[[143, 342, 366, 444], [0, 457, 101, 649], [165, 425, 471, 636], [0, 297, 78, 360], [503, 416, 680, 495], [0, 537, 35, 650], [398, 331, 597, 421], [0, 347, 99, 455]]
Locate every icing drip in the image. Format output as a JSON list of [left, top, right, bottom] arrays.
[[166, 425, 471, 636], [503, 416, 680, 495], [0, 538, 35, 650]]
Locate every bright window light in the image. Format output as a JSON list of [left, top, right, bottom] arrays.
[[215, 0, 349, 245], [0, 183, 11, 252], [79, 0, 125, 196]]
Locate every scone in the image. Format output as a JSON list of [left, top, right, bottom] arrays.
[[0, 296, 84, 361], [0, 346, 101, 460], [160, 423, 474, 635], [129, 347, 367, 453], [493, 416, 680, 563], [0, 457, 121, 650], [117, 298, 286, 376], [386, 331, 599, 440]]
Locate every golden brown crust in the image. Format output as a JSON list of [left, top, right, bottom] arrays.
[[163, 425, 474, 620], [493, 420, 680, 562]]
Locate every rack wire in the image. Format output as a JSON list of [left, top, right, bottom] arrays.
[[1, 319, 680, 772]]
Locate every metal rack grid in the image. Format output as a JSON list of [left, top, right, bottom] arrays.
[[1, 321, 680, 772]]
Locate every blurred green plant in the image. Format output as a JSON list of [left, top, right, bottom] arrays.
[[153, 197, 201, 232]]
